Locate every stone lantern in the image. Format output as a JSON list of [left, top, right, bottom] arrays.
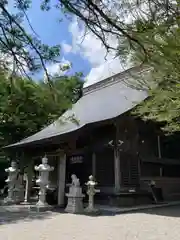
[[34, 156, 54, 207], [4, 161, 19, 204], [85, 175, 100, 213]]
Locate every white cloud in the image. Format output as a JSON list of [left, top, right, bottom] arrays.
[[62, 42, 72, 54], [69, 18, 118, 67], [62, 1, 151, 88], [47, 63, 61, 76], [45, 57, 71, 79], [63, 17, 129, 88], [84, 58, 126, 88]]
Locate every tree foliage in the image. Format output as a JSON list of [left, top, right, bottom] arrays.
[[0, 1, 85, 152], [0, 0, 61, 85], [57, 0, 180, 133], [126, 1, 180, 133], [0, 69, 83, 147], [2, 1, 180, 132]]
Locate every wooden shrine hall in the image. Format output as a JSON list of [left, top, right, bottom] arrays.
[[5, 66, 180, 206]]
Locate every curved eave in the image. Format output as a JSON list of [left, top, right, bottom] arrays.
[[4, 68, 148, 149]]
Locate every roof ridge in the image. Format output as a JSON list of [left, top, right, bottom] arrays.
[[83, 66, 146, 96]]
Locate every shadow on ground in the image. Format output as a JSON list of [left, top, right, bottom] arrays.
[[1, 205, 180, 225], [139, 205, 180, 218], [0, 205, 118, 224], [0, 206, 76, 225], [97, 205, 180, 218], [0, 208, 54, 225], [53, 205, 180, 218]]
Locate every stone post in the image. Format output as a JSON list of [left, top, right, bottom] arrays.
[[21, 173, 29, 204]]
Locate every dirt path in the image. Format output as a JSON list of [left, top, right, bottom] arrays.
[[0, 206, 180, 240]]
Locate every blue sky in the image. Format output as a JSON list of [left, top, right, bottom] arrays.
[[8, 1, 122, 87], [25, 2, 91, 76], [9, 1, 91, 79]]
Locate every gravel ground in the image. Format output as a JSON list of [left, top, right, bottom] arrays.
[[0, 206, 180, 240]]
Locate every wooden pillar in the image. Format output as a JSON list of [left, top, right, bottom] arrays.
[[157, 135, 163, 177], [26, 162, 33, 201], [160, 167, 163, 177], [92, 152, 96, 177], [58, 152, 66, 206], [157, 135, 162, 158], [114, 123, 121, 193], [114, 147, 121, 193]]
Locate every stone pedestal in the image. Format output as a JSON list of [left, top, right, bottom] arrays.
[[4, 183, 15, 205], [85, 175, 100, 214], [65, 174, 85, 214], [36, 185, 49, 207], [13, 183, 24, 203], [65, 195, 84, 213], [30, 203, 53, 212]]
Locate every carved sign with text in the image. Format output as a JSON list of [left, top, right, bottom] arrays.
[[69, 155, 83, 164]]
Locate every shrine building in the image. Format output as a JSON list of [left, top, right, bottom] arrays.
[[5, 66, 180, 206]]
